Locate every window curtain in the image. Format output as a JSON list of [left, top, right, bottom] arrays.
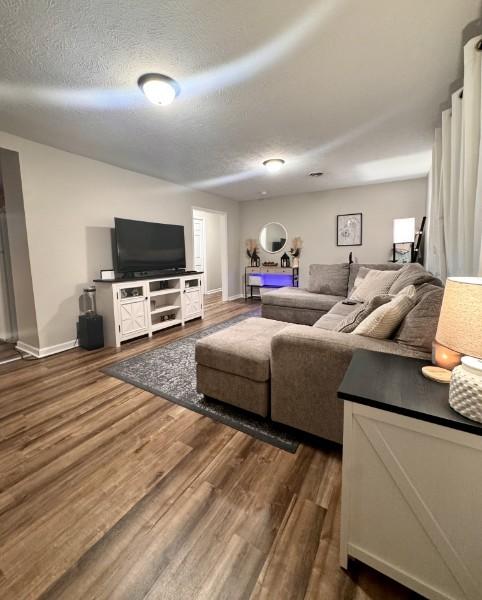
[[426, 36, 482, 278]]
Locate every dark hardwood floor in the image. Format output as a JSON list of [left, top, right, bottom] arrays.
[[0, 294, 419, 599]]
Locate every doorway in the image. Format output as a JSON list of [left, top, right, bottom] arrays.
[[192, 208, 228, 301], [0, 194, 17, 341], [0, 176, 18, 362]]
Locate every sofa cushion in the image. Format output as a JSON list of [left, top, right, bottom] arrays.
[[335, 295, 392, 333], [313, 300, 360, 330], [389, 263, 442, 295], [195, 317, 287, 382], [348, 262, 402, 295], [307, 263, 350, 296], [350, 267, 401, 302], [394, 284, 444, 353], [262, 287, 342, 311], [353, 286, 416, 339]]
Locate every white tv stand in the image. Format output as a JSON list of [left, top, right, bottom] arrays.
[[94, 272, 204, 347]]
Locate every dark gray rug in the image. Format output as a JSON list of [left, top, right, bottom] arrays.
[[103, 313, 300, 452]]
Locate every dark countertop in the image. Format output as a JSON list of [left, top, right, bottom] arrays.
[[338, 349, 482, 437], [93, 271, 203, 283]]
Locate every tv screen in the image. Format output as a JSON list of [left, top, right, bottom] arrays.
[[114, 218, 186, 273]]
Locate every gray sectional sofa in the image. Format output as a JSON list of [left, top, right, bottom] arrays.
[[261, 262, 404, 324], [196, 262, 443, 444]]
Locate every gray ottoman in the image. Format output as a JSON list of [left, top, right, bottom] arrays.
[[195, 317, 287, 417]]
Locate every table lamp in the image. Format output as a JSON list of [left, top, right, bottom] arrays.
[[422, 277, 482, 387]]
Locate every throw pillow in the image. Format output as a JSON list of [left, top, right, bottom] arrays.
[[334, 295, 392, 333], [347, 263, 402, 296], [389, 263, 442, 295], [394, 284, 444, 353], [353, 285, 416, 339], [308, 263, 350, 296], [350, 268, 401, 302]]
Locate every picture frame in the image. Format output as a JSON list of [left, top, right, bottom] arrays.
[[337, 213, 362, 246], [100, 269, 115, 280]]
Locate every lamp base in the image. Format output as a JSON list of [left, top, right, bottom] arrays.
[[421, 366, 452, 384], [432, 340, 462, 371], [448, 356, 482, 423]]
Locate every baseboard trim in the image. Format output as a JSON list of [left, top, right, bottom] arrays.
[[227, 293, 243, 301], [16, 339, 78, 359], [16, 341, 40, 358], [205, 288, 222, 295]]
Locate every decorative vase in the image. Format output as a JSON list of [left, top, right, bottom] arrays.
[[448, 357, 482, 423]]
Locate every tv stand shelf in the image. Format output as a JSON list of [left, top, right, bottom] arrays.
[[95, 272, 204, 347]]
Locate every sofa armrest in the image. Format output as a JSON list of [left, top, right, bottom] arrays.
[[270, 325, 429, 443]]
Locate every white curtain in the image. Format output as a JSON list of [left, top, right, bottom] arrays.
[[426, 36, 482, 277]]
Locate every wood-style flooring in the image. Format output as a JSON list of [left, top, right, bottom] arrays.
[[0, 293, 419, 599], [0, 342, 19, 365]]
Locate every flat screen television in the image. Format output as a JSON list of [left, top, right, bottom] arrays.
[[114, 218, 186, 273]]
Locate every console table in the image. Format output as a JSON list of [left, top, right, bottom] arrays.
[[94, 272, 204, 347], [244, 266, 299, 299], [338, 350, 482, 600]]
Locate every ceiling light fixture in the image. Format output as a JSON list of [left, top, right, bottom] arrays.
[[263, 158, 285, 174], [138, 73, 180, 106]]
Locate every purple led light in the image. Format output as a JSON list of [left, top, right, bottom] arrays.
[[260, 274, 293, 287]]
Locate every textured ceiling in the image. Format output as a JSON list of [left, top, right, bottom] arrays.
[[0, 0, 481, 200]]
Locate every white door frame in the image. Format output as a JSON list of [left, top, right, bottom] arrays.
[[192, 207, 228, 302], [0, 207, 17, 342]]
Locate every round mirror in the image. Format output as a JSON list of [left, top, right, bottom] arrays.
[[259, 222, 288, 253]]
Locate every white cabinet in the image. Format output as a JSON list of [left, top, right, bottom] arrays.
[[182, 276, 203, 321], [340, 402, 482, 600], [96, 273, 204, 347], [119, 298, 148, 336]]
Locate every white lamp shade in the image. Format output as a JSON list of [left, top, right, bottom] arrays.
[[435, 277, 482, 359], [393, 217, 415, 243]]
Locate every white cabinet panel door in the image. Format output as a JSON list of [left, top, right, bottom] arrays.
[[183, 290, 202, 320], [119, 299, 148, 336]]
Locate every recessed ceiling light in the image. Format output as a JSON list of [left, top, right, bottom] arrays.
[[138, 73, 180, 106], [309, 172, 324, 177], [260, 191, 268, 196], [263, 158, 285, 174]]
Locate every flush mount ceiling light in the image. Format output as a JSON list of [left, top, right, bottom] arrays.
[[138, 73, 180, 106], [263, 158, 285, 174]]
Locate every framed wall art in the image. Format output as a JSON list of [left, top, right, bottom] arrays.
[[337, 213, 362, 246]]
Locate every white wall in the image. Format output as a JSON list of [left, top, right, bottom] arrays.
[[240, 178, 427, 287], [193, 209, 222, 292], [0, 131, 241, 351], [0, 149, 38, 347]]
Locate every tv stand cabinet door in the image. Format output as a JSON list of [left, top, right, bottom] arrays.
[[116, 283, 149, 340], [182, 277, 203, 321], [118, 298, 148, 338]]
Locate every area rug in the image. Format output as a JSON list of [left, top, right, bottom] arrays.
[[103, 313, 300, 452]]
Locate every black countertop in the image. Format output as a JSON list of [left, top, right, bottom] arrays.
[[338, 350, 482, 437]]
